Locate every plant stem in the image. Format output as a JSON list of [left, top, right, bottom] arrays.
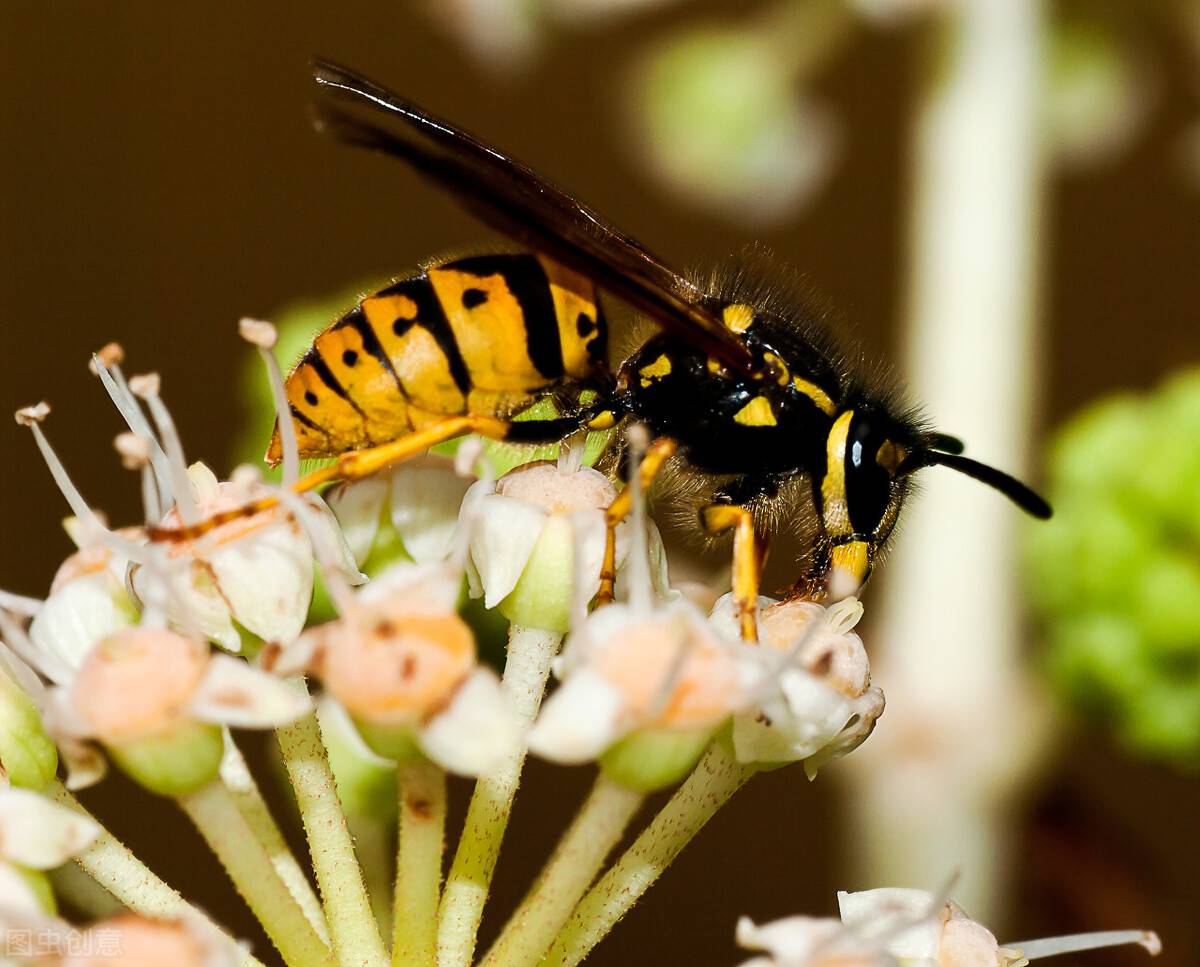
[[392, 757, 447, 967], [481, 773, 644, 967], [542, 743, 755, 967], [220, 729, 330, 943], [278, 698, 389, 967], [351, 812, 394, 937], [178, 781, 335, 967], [436, 625, 562, 967], [47, 781, 267, 967]]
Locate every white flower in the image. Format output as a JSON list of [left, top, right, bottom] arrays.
[[135, 463, 326, 652], [715, 595, 885, 774], [735, 913, 895, 967], [276, 562, 518, 778], [325, 454, 474, 568], [29, 519, 139, 672]]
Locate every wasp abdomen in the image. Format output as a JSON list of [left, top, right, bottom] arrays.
[[269, 253, 607, 462]]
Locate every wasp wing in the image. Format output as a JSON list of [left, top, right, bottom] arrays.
[[311, 58, 758, 375]]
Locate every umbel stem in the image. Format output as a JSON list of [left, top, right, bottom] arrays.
[[482, 773, 645, 967], [436, 625, 562, 967], [393, 757, 447, 967], [543, 742, 756, 967]]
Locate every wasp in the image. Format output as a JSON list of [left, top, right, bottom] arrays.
[[161, 59, 1051, 640]]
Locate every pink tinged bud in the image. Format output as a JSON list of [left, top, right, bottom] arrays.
[[57, 914, 226, 967]]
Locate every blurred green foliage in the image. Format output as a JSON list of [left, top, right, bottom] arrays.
[[1026, 369, 1200, 764]]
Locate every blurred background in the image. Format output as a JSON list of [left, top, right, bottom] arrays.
[[1, 1, 1198, 964]]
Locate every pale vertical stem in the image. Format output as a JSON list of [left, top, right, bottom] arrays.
[[178, 781, 335, 967], [48, 861, 124, 919], [436, 626, 562, 967], [840, 0, 1051, 920], [47, 781, 267, 967], [220, 730, 330, 944], [277, 705, 390, 967], [392, 758, 447, 967], [542, 743, 756, 967], [350, 813, 395, 937], [481, 773, 645, 967]]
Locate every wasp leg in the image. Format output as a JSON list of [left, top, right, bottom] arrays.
[[594, 437, 678, 606], [699, 504, 761, 642], [150, 413, 588, 543]]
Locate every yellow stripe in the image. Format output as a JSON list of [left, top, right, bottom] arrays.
[[821, 410, 853, 537], [793, 377, 836, 416], [733, 396, 777, 427], [722, 303, 754, 334], [638, 354, 672, 386]]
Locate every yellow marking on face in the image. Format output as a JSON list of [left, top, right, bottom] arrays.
[[821, 410, 854, 537], [538, 255, 603, 379], [876, 439, 901, 475], [587, 410, 617, 430], [312, 327, 409, 440], [428, 267, 545, 392], [792, 377, 837, 416], [638, 354, 673, 387], [733, 395, 777, 427], [722, 303, 754, 334], [762, 351, 790, 387]]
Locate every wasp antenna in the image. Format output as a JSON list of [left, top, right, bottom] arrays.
[[926, 451, 1052, 519], [925, 432, 965, 455]]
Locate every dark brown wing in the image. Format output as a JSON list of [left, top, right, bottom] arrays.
[[310, 58, 759, 376]]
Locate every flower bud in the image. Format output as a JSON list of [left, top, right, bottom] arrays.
[[0, 664, 58, 790]]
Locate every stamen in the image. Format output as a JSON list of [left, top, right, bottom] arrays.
[[275, 490, 358, 616], [0, 589, 42, 617], [115, 432, 162, 524], [1010, 930, 1162, 960], [625, 423, 652, 615], [90, 349, 173, 512], [0, 604, 72, 686], [129, 374, 198, 525], [557, 427, 587, 475], [239, 318, 299, 487]]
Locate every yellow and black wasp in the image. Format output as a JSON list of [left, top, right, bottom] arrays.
[[161, 59, 1051, 640]]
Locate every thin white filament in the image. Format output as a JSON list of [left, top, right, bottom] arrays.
[[1008, 931, 1162, 961], [93, 358, 172, 512], [0, 606, 72, 686], [140, 389, 198, 525], [625, 424, 652, 615], [256, 345, 299, 488], [0, 590, 42, 616]]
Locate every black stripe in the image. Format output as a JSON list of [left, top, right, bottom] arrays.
[[378, 277, 472, 395], [305, 348, 370, 422], [340, 305, 407, 396], [444, 254, 564, 380], [288, 404, 327, 436]]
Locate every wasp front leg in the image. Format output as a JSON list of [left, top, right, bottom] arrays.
[[594, 437, 678, 606], [700, 503, 764, 642]]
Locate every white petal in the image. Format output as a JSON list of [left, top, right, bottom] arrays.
[[709, 592, 778, 641], [732, 670, 855, 765], [0, 787, 101, 868], [0, 861, 46, 920], [186, 462, 223, 504], [325, 476, 389, 566], [420, 670, 519, 777], [838, 888, 943, 960], [467, 492, 547, 607], [390, 464, 473, 564], [527, 668, 625, 764], [566, 509, 611, 603], [316, 696, 397, 769], [735, 914, 848, 962], [189, 655, 311, 728], [208, 518, 313, 646], [60, 738, 108, 791], [803, 687, 885, 779], [138, 560, 241, 653], [30, 571, 135, 672], [305, 495, 369, 586]]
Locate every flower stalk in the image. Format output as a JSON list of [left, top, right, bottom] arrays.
[[177, 779, 335, 967], [542, 740, 757, 967], [392, 756, 447, 967], [436, 625, 562, 967], [277, 703, 390, 967], [481, 772, 645, 967]]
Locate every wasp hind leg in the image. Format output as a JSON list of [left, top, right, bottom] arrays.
[[700, 502, 766, 642], [594, 437, 678, 607]]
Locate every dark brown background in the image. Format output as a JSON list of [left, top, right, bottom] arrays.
[[2, 2, 1198, 965]]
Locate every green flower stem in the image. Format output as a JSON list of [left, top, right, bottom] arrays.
[[351, 812, 394, 937], [392, 757, 447, 967], [437, 625, 562, 967], [178, 781, 335, 967], [220, 729, 330, 944], [481, 773, 645, 967], [542, 743, 756, 967], [277, 702, 390, 967], [47, 781, 267, 967]]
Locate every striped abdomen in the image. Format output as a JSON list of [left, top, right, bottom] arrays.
[[269, 253, 608, 461]]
